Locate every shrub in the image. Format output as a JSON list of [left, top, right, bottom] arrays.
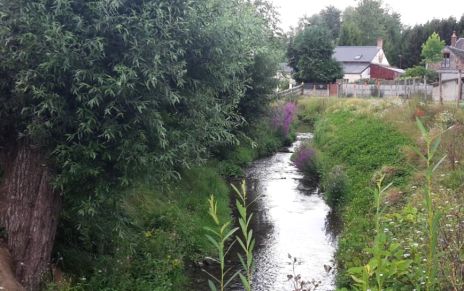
[[323, 165, 349, 208], [292, 143, 318, 176], [272, 102, 298, 138]]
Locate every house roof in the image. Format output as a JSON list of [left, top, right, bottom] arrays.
[[456, 38, 464, 50], [333, 46, 380, 63], [447, 46, 464, 60], [371, 63, 405, 74], [341, 62, 370, 74]]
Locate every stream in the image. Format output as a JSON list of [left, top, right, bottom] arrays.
[[243, 132, 339, 291], [192, 133, 340, 290]]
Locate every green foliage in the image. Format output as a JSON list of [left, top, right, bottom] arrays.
[[296, 6, 341, 41], [204, 195, 239, 291], [400, 17, 464, 68], [232, 182, 255, 291], [323, 165, 349, 209], [54, 165, 231, 290], [312, 110, 412, 287], [415, 118, 445, 291], [0, 0, 283, 287], [338, 0, 403, 66], [403, 66, 438, 83], [288, 25, 343, 83], [204, 181, 255, 291], [421, 32, 446, 64], [0, 0, 281, 239], [348, 176, 413, 291]]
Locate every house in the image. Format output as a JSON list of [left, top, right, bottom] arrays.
[[333, 38, 404, 82], [276, 62, 296, 89], [429, 31, 464, 101]]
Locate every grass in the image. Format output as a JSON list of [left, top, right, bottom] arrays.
[[299, 97, 464, 290], [48, 112, 292, 291]]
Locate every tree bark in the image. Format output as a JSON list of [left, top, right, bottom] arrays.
[[0, 143, 61, 291]]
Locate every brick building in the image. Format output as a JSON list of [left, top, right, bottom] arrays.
[[430, 31, 464, 101]]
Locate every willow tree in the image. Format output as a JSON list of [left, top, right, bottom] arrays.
[[0, 0, 279, 289]]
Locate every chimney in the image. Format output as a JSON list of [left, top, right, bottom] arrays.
[[376, 37, 383, 49], [451, 31, 457, 47]]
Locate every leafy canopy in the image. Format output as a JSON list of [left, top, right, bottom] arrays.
[[0, 0, 280, 211], [287, 25, 343, 83], [421, 32, 446, 64]]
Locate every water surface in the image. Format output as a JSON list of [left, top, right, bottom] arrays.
[[244, 133, 338, 291]]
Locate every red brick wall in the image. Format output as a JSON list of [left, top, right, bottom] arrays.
[[370, 64, 401, 80]]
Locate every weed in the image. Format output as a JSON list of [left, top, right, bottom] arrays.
[[286, 254, 321, 291], [204, 195, 239, 291], [205, 181, 256, 291], [415, 118, 446, 291], [322, 165, 349, 209], [232, 181, 255, 291]]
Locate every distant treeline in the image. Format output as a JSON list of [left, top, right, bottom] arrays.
[[292, 0, 464, 69]]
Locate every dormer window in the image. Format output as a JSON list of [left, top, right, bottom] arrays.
[[442, 53, 450, 68], [354, 55, 362, 60]]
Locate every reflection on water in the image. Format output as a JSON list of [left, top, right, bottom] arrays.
[[189, 133, 339, 291], [244, 133, 338, 291]]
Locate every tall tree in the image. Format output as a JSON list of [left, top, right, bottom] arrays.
[[421, 32, 446, 64], [320, 6, 342, 40], [338, 0, 403, 66], [400, 15, 464, 68], [287, 26, 343, 83], [0, 0, 280, 289]]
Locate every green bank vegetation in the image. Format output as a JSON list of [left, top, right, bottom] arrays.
[[298, 97, 464, 290], [0, 0, 290, 289]]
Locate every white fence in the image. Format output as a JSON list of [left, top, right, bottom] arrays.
[[339, 80, 432, 98]]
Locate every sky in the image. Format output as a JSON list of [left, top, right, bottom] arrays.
[[271, 0, 464, 31]]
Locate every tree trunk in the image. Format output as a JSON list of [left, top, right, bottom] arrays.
[[0, 143, 61, 291]]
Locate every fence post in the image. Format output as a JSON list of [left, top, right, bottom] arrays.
[[423, 75, 427, 101], [458, 70, 462, 107], [301, 82, 304, 96], [439, 73, 443, 104]]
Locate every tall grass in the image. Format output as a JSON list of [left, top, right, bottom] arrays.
[[415, 118, 446, 291]]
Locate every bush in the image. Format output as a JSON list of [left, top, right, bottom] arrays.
[[292, 143, 318, 176], [323, 165, 349, 208]]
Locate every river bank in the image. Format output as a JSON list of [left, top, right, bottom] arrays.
[[298, 97, 464, 290]]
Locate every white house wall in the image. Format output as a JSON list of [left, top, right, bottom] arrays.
[[432, 80, 464, 101], [371, 49, 390, 66], [344, 68, 370, 82]]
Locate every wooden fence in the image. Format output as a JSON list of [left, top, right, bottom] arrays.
[[276, 83, 304, 98]]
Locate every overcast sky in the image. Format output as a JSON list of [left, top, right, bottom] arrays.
[[271, 0, 464, 31]]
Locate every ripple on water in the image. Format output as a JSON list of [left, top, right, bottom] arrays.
[[245, 133, 338, 291]]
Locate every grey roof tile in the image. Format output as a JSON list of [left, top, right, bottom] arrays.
[[448, 46, 464, 60], [456, 38, 464, 50], [333, 46, 380, 63]]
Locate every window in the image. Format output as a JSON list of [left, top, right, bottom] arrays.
[[442, 53, 450, 68]]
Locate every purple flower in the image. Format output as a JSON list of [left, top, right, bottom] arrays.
[[272, 102, 297, 137], [293, 144, 315, 171]]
